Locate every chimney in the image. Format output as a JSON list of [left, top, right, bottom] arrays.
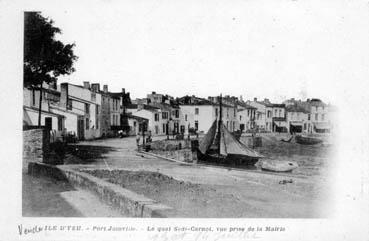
[[91, 83, 100, 92], [122, 88, 125, 94], [103, 85, 108, 93], [60, 83, 68, 109], [254, 97, 257, 102], [152, 91, 156, 94], [83, 81, 90, 89]]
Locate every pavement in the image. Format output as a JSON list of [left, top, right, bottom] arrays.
[[59, 136, 331, 218], [22, 173, 123, 217]]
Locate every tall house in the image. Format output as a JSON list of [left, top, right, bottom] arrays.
[[144, 91, 181, 135], [307, 99, 330, 133], [52, 82, 101, 140], [236, 102, 257, 132], [247, 98, 267, 131], [271, 104, 287, 132], [23, 83, 66, 141], [285, 105, 309, 134], [126, 103, 166, 136], [208, 95, 239, 132], [177, 95, 237, 134]]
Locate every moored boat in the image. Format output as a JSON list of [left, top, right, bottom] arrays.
[[295, 134, 323, 145], [261, 159, 298, 172], [197, 95, 263, 166]]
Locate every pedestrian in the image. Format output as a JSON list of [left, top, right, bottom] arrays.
[[136, 133, 141, 147]]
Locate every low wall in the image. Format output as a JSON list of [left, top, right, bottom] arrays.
[[27, 162, 174, 218], [23, 128, 50, 170], [149, 139, 197, 163], [150, 139, 191, 151], [150, 149, 196, 163]]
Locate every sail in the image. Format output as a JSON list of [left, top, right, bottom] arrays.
[[199, 121, 263, 158], [220, 124, 263, 158], [198, 120, 217, 154]]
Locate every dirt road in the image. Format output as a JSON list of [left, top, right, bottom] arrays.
[[62, 136, 331, 218]]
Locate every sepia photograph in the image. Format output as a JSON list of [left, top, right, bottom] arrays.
[[1, 0, 369, 240], [22, 10, 336, 219]]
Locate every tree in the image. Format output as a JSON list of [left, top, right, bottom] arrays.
[[24, 12, 77, 126]]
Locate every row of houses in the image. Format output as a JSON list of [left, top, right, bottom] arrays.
[[23, 81, 336, 142], [23, 81, 144, 141]]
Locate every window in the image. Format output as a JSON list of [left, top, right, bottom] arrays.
[[304, 123, 307, 130], [185, 114, 187, 121], [162, 112, 168, 119], [67, 99, 72, 110], [32, 89, 36, 106], [175, 110, 179, 118], [275, 109, 277, 116], [163, 123, 166, 133], [58, 117, 63, 131], [86, 118, 90, 130], [85, 103, 90, 114], [195, 108, 199, 115], [279, 109, 282, 117], [195, 121, 199, 130], [308, 114, 311, 121], [96, 105, 99, 115], [247, 109, 250, 117], [315, 114, 318, 121], [154, 113, 159, 121]]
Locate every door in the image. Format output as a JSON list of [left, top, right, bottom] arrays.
[[45, 117, 52, 130], [77, 117, 85, 140]]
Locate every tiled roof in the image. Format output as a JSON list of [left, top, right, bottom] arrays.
[[124, 113, 149, 121], [177, 96, 234, 108], [237, 101, 257, 109], [285, 105, 309, 113]]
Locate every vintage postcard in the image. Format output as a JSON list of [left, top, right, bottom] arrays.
[[1, 0, 368, 240]]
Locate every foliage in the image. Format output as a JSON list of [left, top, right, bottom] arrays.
[[24, 12, 77, 88]]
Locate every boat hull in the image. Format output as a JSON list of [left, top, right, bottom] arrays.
[[261, 160, 298, 172], [295, 135, 323, 145], [197, 151, 260, 167]]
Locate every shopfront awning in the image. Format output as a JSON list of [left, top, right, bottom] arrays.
[[274, 121, 287, 127], [314, 122, 330, 130], [290, 121, 303, 127]]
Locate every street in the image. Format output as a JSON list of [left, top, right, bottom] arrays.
[[55, 136, 331, 218]]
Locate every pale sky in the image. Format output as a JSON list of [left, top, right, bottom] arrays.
[[24, 0, 369, 104]]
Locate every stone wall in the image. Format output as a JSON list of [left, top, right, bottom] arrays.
[[149, 139, 197, 163], [23, 128, 50, 170], [150, 139, 191, 151]]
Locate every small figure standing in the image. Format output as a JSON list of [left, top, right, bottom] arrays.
[[136, 133, 141, 147]]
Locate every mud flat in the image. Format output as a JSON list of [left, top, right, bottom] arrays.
[[82, 169, 326, 218]]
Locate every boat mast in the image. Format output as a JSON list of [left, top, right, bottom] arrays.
[[218, 94, 222, 155]]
